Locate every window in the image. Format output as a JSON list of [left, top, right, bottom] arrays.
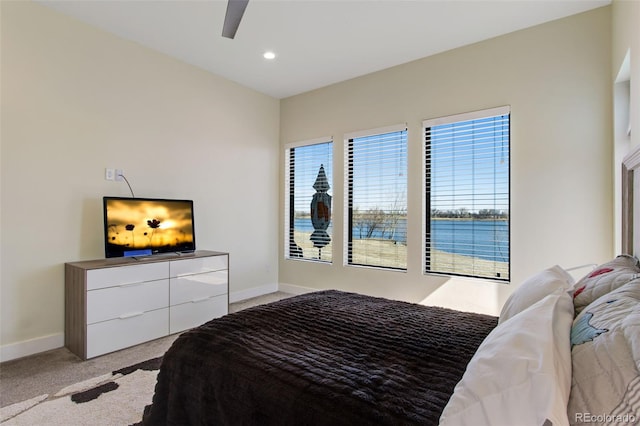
[[285, 138, 333, 262], [424, 107, 510, 280], [346, 125, 407, 270]]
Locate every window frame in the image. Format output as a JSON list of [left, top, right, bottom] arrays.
[[284, 137, 334, 263], [423, 106, 511, 281], [344, 123, 408, 271]]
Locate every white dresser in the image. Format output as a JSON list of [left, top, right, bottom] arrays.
[[65, 250, 228, 359]]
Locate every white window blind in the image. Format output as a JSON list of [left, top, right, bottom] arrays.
[[285, 139, 333, 262], [424, 107, 510, 280], [346, 126, 407, 270]]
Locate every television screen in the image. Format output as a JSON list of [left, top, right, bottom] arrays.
[[103, 197, 196, 258]]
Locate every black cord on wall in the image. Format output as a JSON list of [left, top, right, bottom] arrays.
[[118, 172, 136, 198]]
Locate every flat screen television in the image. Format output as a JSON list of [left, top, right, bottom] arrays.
[[103, 197, 196, 258]]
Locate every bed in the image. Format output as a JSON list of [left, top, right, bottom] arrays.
[[143, 290, 497, 425], [143, 148, 640, 426]]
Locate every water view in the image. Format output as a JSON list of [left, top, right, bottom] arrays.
[[293, 217, 508, 262]]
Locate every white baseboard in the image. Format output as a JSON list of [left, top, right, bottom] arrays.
[[229, 283, 279, 303], [0, 333, 64, 363], [278, 282, 318, 295]]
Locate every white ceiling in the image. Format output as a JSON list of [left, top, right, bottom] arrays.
[[38, 0, 610, 99]]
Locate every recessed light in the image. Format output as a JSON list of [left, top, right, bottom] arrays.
[[263, 51, 276, 60]]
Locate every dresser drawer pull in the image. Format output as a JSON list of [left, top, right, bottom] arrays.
[[175, 272, 221, 279], [191, 296, 212, 303], [119, 311, 144, 319], [119, 282, 144, 288], [175, 273, 198, 279]]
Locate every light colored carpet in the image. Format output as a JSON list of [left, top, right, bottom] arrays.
[[0, 292, 293, 410], [1, 357, 161, 425]]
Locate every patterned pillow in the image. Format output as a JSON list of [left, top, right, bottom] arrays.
[[568, 277, 640, 425], [573, 255, 640, 315]]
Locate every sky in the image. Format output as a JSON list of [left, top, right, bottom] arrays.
[[289, 113, 509, 218], [429, 114, 509, 213], [291, 141, 333, 215]]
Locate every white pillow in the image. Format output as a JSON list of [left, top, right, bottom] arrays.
[[440, 286, 574, 426], [499, 265, 574, 324]]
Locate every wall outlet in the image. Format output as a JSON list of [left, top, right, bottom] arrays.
[[105, 168, 115, 181], [115, 169, 124, 182]]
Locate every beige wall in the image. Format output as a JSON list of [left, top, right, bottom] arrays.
[[611, 0, 640, 255], [0, 1, 280, 359], [279, 7, 613, 314], [612, 0, 639, 148]]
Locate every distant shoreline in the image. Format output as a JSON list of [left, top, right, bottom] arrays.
[[294, 215, 507, 222], [430, 217, 508, 221]]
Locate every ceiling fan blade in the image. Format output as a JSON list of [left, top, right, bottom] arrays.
[[222, 0, 249, 39]]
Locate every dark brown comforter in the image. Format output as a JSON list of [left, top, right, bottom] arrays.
[[143, 290, 497, 426]]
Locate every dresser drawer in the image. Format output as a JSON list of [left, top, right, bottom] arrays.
[[86, 307, 168, 358], [87, 279, 169, 324], [169, 294, 228, 334], [86, 262, 169, 290], [170, 270, 227, 306], [65, 251, 228, 359], [170, 255, 227, 277]]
